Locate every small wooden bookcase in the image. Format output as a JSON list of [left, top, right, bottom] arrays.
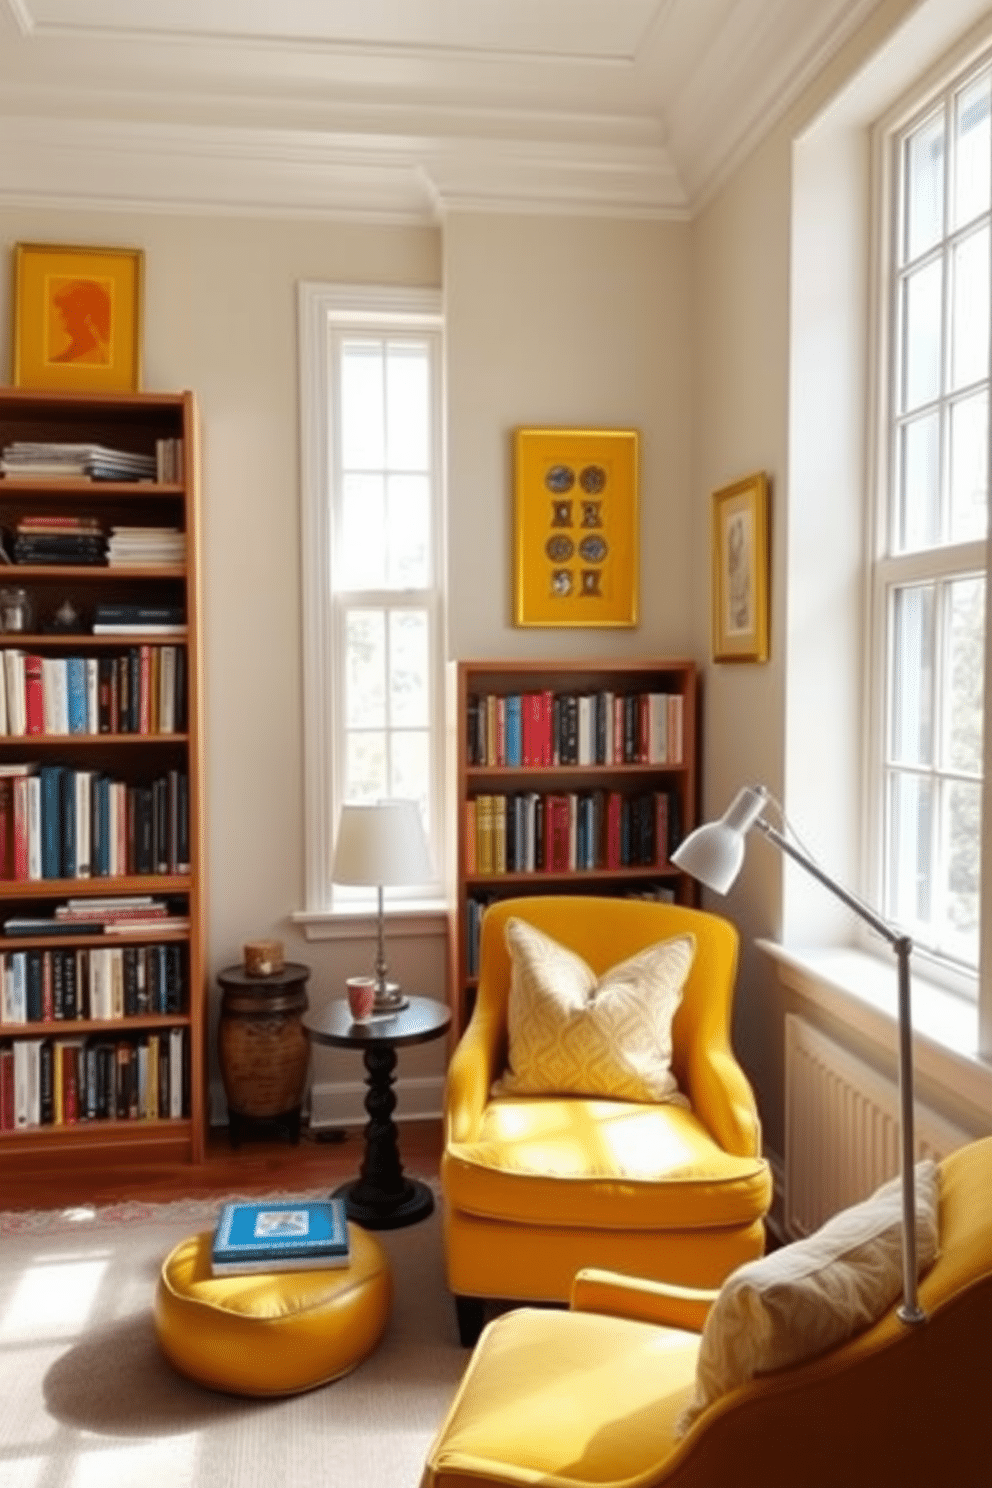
[[446, 657, 699, 1037]]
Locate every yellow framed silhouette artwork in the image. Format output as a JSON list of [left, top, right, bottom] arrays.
[[11, 243, 144, 392], [711, 471, 770, 662]]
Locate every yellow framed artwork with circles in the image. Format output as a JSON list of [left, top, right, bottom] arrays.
[[711, 471, 770, 663], [11, 242, 144, 392], [513, 427, 639, 627]]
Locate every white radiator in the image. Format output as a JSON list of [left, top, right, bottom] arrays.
[[784, 1014, 970, 1238]]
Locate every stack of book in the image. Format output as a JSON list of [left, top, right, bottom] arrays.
[[211, 1199, 351, 1276], [106, 527, 186, 568], [10, 515, 106, 567], [0, 442, 157, 481], [92, 603, 187, 636]]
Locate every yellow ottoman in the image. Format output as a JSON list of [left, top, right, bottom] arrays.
[[154, 1222, 392, 1396]]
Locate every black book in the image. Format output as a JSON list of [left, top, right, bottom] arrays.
[[133, 786, 154, 874], [166, 943, 183, 1014], [122, 944, 138, 1016], [39, 1040, 54, 1124], [63, 951, 78, 1020], [26, 948, 43, 1022]]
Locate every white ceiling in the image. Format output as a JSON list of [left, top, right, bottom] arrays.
[[0, 0, 883, 221]]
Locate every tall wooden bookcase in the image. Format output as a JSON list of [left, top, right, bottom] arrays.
[[447, 657, 699, 1037], [0, 387, 206, 1175]]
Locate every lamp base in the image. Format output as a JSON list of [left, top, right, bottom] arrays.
[[372, 981, 409, 1016]]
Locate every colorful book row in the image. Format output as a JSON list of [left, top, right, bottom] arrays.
[[0, 765, 190, 881], [463, 885, 678, 979], [0, 1026, 188, 1129], [466, 689, 685, 769], [0, 644, 187, 738], [466, 788, 681, 876], [0, 941, 185, 1024]]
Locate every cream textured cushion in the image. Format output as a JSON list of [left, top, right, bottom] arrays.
[[676, 1159, 941, 1434], [491, 917, 695, 1103]]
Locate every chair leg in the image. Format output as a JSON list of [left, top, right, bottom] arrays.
[[454, 1295, 486, 1348]]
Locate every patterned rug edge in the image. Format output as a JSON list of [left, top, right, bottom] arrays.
[[0, 1188, 336, 1237]]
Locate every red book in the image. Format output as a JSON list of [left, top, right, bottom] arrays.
[[42, 950, 54, 1020], [655, 792, 670, 867], [0, 1048, 14, 1130], [139, 645, 152, 734], [525, 692, 543, 767], [0, 777, 13, 879], [605, 791, 623, 869], [540, 689, 554, 766], [544, 794, 572, 872], [12, 774, 30, 881], [24, 654, 44, 735]]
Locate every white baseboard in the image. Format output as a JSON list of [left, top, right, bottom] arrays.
[[209, 1075, 445, 1130]]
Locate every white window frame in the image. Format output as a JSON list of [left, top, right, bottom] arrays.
[[296, 282, 446, 923], [867, 43, 992, 1001]]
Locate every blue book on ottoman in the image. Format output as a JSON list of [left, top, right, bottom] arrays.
[[211, 1199, 350, 1275]]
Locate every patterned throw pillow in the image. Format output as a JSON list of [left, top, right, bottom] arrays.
[[491, 917, 695, 1103], [675, 1159, 941, 1435]]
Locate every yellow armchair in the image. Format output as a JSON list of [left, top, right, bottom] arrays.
[[424, 1137, 992, 1488], [441, 896, 771, 1343]]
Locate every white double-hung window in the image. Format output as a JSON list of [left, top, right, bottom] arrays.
[[872, 53, 990, 992], [298, 284, 445, 913]]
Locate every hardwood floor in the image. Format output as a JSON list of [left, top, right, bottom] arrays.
[[1, 1119, 443, 1212]]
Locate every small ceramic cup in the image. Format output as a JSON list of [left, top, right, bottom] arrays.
[[346, 976, 376, 1023]]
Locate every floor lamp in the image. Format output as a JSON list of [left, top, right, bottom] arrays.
[[672, 784, 926, 1325]]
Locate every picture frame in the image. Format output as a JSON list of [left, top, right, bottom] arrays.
[[11, 242, 144, 392], [711, 471, 770, 662], [514, 427, 639, 627]]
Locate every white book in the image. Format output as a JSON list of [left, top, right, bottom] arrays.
[[159, 646, 176, 733], [85, 658, 100, 734], [9, 952, 27, 1022], [74, 770, 92, 878], [13, 1040, 30, 1127], [41, 657, 69, 735], [647, 693, 668, 765], [26, 775, 42, 880], [26, 1038, 42, 1126], [577, 695, 593, 766], [169, 1026, 184, 1118], [89, 947, 110, 1020], [4, 650, 26, 736]]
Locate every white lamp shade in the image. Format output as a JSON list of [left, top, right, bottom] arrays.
[[332, 800, 433, 887], [671, 786, 769, 895]]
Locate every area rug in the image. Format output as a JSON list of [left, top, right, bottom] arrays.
[[0, 1190, 467, 1488]]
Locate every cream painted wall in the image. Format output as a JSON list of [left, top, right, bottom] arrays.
[[690, 0, 992, 1156], [0, 208, 445, 1113], [444, 212, 695, 662]]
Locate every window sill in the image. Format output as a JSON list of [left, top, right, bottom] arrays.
[[757, 939, 992, 1123], [292, 900, 449, 943]]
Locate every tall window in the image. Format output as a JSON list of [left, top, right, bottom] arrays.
[[298, 285, 445, 911], [873, 58, 990, 984]]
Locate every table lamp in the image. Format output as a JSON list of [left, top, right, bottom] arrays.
[[672, 784, 926, 1326], [331, 799, 433, 1014]]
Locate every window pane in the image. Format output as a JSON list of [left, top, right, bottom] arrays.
[[949, 391, 989, 542], [946, 576, 985, 774], [901, 259, 943, 411], [887, 771, 934, 925], [953, 72, 991, 228], [950, 225, 990, 390], [386, 475, 430, 587], [340, 341, 384, 470], [904, 110, 945, 261], [389, 610, 428, 726], [345, 732, 387, 802], [341, 473, 385, 587], [945, 777, 981, 958], [390, 730, 430, 806], [896, 411, 939, 551], [890, 584, 935, 765], [345, 609, 385, 727], [386, 343, 429, 471]]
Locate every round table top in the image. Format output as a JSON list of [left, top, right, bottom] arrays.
[[217, 962, 311, 990], [303, 993, 451, 1050]]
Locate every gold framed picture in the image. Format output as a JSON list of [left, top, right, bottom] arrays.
[[711, 471, 770, 663], [11, 242, 144, 392], [514, 427, 639, 627]]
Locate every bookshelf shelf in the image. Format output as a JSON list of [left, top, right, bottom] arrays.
[[447, 657, 699, 1036], [0, 388, 206, 1164]]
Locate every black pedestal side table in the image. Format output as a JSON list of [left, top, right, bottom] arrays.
[[303, 994, 451, 1229]]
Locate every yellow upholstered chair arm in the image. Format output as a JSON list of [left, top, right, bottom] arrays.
[[443, 1003, 504, 1146], [686, 1044, 763, 1158], [571, 1267, 717, 1333]]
